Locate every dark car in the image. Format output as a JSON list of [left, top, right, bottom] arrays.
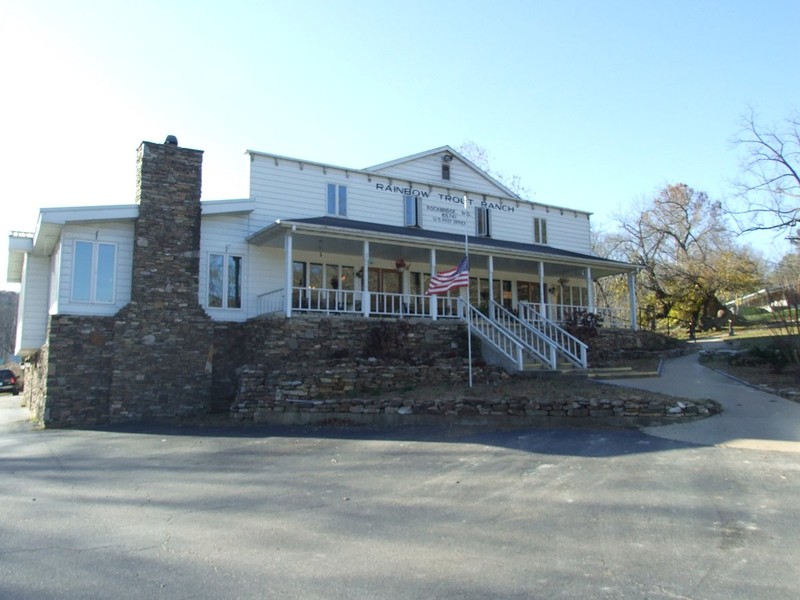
[[0, 369, 20, 395]]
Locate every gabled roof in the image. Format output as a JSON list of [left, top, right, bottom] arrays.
[[247, 145, 525, 203], [364, 145, 523, 200]]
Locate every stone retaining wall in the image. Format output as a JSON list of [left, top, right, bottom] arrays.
[[229, 318, 716, 425], [231, 316, 488, 422], [232, 379, 720, 424]]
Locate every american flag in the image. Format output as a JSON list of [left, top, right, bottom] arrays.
[[425, 256, 470, 295]]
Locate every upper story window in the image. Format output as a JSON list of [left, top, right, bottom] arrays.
[[208, 253, 242, 309], [327, 183, 347, 216], [441, 163, 451, 180], [534, 217, 548, 244], [72, 240, 116, 303], [476, 206, 491, 237], [404, 195, 422, 227]]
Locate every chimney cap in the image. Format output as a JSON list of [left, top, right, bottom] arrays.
[[164, 135, 178, 146]]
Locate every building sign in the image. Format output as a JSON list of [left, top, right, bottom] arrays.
[[425, 205, 466, 226], [375, 183, 515, 213], [375, 183, 430, 197]]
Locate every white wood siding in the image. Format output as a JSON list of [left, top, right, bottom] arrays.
[[15, 254, 50, 355], [57, 222, 134, 316], [249, 153, 593, 254], [200, 214, 253, 322], [370, 154, 512, 198]]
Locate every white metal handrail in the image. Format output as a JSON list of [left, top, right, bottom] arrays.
[[518, 301, 587, 369], [459, 300, 525, 371], [490, 301, 558, 369]]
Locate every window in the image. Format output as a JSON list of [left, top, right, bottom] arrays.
[[327, 183, 347, 216], [442, 163, 451, 180], [404, 195, 422, 227], [476, 206, 490, 236], [72, 240, 116, 303], [208, 253, 242, 309], [534, 217, 548, 244]]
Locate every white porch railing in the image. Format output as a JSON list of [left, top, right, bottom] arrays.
[[518, 301, 587, 369], [460, 300, 526, 371], [595, 306, 630, 329], [258, 286, 462, 319], [258, 288, 285, 315]]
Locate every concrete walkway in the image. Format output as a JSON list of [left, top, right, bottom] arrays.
[[608, 338, 800, 453]]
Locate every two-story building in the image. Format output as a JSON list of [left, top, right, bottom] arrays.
[[7, 138, 638, 426]]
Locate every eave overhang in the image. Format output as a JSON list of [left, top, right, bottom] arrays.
[[248, 216, 637, 277]]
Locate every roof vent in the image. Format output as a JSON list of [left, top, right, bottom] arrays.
[[164, 135, 178, 146]]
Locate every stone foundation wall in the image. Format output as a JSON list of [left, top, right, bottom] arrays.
[[231, 316, 487, 422], [211, 322, 247, 412], [36, 315, 115, 426]]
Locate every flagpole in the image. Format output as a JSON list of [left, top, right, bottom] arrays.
[[464, 194, 473, 388]]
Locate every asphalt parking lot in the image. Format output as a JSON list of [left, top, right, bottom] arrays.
[[1, 393, 799, 600]]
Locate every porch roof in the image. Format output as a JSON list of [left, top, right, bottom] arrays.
[[248, 217, 637, 278]]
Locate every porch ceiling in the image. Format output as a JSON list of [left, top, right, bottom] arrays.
[[248, 217, 636, 278]]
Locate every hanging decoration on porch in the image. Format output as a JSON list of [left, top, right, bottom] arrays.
[[394, 258, 410, 273], [425, 256, 470, 295]]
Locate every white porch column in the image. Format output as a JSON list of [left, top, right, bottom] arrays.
[[284, 229, 293, 318], [362, 240, 370, 317], [585, 267, 595, 313], [538, 261, 546, 315], [487, 255, 494, 319], [429, 248, 437, 320], [628, 271, 638, 330]]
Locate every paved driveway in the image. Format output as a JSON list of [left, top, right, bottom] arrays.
[[1, 389, 799, 600], [609, 339, 800, 452]]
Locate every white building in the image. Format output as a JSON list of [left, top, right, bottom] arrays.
[[8, 142, 638, 370]]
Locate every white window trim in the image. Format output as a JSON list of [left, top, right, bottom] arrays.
[[476, 206, 490, 237], [207, 252, 244, 310], [534, 217, 548, 245], [70, 240, 117, 304], [326, 183, 348, 217], [404, 195, 422, 227]]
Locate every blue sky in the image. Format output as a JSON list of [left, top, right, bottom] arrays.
[[1, 0, 798, 289]]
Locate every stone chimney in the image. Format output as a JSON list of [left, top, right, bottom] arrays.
[[132, 139, 204, 305], [109, 138, 214, 423]]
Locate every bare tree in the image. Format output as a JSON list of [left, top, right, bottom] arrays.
[[457, 140, 532, 199], [731, 108, 800, 243]]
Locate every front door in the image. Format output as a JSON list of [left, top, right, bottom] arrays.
[[368, 268, 401, 313]]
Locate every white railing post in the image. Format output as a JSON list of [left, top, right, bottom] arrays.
[[362, 241, 370, 318], [284, 230, 293, 318]]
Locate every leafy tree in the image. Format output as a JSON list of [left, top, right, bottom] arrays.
[[613, 184, 763, 329], [731, 109, 800, 244]]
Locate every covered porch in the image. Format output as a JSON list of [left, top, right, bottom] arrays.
[[250, 217, 638, 329]]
